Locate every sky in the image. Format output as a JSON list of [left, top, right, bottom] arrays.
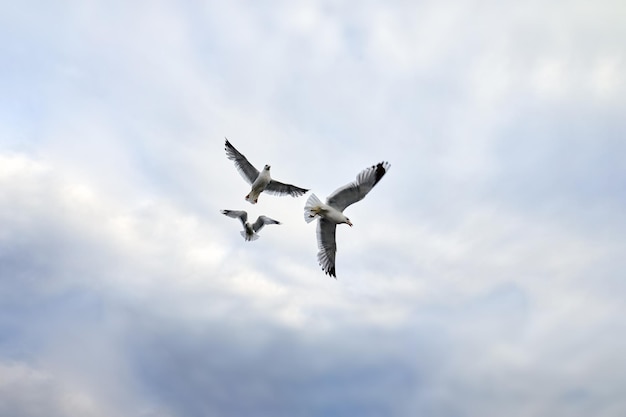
[[1, 0, 625, 416]]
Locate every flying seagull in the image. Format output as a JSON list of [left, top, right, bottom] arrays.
[[225, 138, 309, 204], [221, 210, 281, 241], [304, 161, 390, 278]]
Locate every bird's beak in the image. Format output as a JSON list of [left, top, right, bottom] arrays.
[[347, 220, 353, 227]]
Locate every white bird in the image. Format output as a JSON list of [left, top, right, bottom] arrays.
[[304, 162, 390, 278], [225, 138, 309, 204], [221, 210, 281, 241]]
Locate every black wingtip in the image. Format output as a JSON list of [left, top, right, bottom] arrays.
[[293, 188, 310, 197], [224, 139, 238, 161], [319, 262, 337, 278], [372, 161, 389, 186]]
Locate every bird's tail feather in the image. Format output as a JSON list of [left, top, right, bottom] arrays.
[[304, 193, 322, 223], [241, 231, 259, 241]]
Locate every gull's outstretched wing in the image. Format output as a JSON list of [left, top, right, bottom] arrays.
[[265, 180, 309, 198], [326, 162, 390, 212], [252, 215, 281, 232], [221, 209, 248, 227], [317, 218, 338, 278], [224, 138, 259, 184]]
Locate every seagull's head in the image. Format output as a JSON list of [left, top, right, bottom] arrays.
[[263, 164, 271, 171], [345, 218, 353, 227]]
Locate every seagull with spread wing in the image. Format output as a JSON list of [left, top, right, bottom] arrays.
[[221, 210, 281, 241], [225, 138, 309, 204], [304, 162, 390, 278]]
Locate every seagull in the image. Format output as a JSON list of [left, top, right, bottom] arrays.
[[221, 210, 281, 241], [304, 162, 390, 278], [225, 138, 309, 204]]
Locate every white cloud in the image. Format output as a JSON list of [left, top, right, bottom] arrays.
[[1, 0, 626, 416], [590, 55, 625, 99], [0, 361, 171, 417]]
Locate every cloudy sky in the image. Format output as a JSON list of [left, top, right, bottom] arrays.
[[1, 1, 625, 416]]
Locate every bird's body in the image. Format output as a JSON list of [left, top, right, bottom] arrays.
[[304, 162, 390, 278], [305, 194, 352, 226], [246, 166, 272, 204], [221, 210, 281, 241], [225, 139, 309, 204]]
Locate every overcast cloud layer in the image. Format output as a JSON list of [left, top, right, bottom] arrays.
[[1, 1, 625, 416]]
